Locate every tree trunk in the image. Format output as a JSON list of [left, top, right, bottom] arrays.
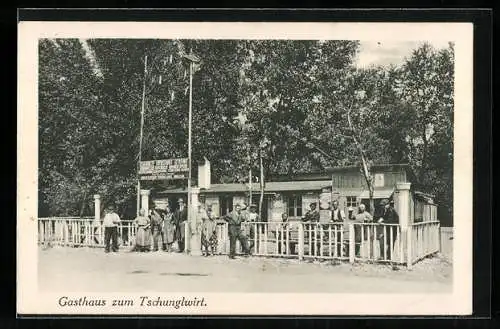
[[79, 190, 87, 218], [347, 109, 374, 213], [248, 167, 253, 206]]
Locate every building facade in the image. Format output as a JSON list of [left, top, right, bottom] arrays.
[[150, 163, 437, 226]]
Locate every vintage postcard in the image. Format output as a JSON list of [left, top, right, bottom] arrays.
[[17, 19, 473, 315]]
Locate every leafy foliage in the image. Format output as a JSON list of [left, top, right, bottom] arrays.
[[38, 39, 454, 224]]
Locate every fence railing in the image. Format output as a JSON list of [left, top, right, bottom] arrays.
[[407, 221, 441, 266], [351, 223, 404, 264], [38, 217, 441, 268], [38, 217, 137, 248]]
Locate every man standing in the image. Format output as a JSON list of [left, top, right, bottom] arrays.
[[375, 199, 399, 261], [330, 200, 346, 223], [103, 205, 121, 253], [246, 204, 260, 254], [224, 204, 250, 259], [355, 203, 373, 258], [330, 200, 346, 256], [302, 202, 320, 223], [174, 198, 188, 252], [301, 202, 320, 256], [239, 202, 250, 252]]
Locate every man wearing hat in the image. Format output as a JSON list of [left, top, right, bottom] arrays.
[[301, 202, 320, 256], [174, 198, 188, 252], [224, 203, 250, 259], [375, 199, 399, 261], [302, 202, 320, 223], [102, 204, 121, 253], [330, 200, 346, 256]]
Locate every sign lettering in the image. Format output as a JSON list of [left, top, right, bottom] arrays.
[[139, 158, 189, 180]]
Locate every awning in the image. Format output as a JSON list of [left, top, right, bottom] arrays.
[[358, 188, 394, 199]]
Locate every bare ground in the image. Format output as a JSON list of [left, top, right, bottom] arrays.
[[38, 246, 452, 293]]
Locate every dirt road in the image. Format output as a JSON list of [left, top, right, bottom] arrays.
[[38, 247, 452, 293]]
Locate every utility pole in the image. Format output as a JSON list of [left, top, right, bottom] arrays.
[[137, 55, 148, 217], [187, 52, 193, 252], [182, 48, 201, 255]]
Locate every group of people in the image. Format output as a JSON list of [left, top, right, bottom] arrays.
[[132, 198, 189, 253], [299, 198, 400, 260], [221, 203, 261, 259], [102, 197, 399, 262]]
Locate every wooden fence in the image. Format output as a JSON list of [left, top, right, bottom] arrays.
[[38, 217, 441, 268], [38, 217, 137, 248]]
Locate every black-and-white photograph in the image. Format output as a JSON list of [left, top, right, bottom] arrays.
[[17, 21, 473, 315]]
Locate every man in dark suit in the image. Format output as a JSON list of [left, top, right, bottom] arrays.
[[224, 204, 249, 259], [301, 202, 320, 256], [375, 199, 400, 261], [174, 198, 188, 252]]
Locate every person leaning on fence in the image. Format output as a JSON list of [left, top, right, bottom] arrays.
[[161, 205, 176, 252], [239, 202, 250, 252], [133, 208, 151, 252], [245, 204, 260, 254], [103, 205, 121, 253], [278, 212, 294, 255], [224, 203, 250, 259], [201, 204, 218, 257], [174, 198, 188, 253], [355, 204, 373, 256], [301, 202, 320, 256], [330, 200, 346, 256], [343, 207, 361, 257], [375, 199, 399, 261]]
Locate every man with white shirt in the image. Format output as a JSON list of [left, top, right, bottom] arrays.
[[103, 205, 121, 253], [330, 200, 346, 256]]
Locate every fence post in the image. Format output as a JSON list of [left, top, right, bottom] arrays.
[[406, 226, 413, 270], [298, 223, 304, 261], [39, 220, 44, 245], [349, 223, 355, 264], [438, 222, 442, 253], [64, 220, 69, 246]]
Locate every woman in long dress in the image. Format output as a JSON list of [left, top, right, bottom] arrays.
[[134, 208, 151, 252], [161, 205, 176, 252]]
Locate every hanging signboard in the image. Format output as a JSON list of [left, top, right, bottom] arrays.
[[139, 158, 189, 180]]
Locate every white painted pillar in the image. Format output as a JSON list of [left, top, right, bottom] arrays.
[[93, 194, 100, 221], [395, 182, 411, 265], [140, 189, 151, 215], [395, 182, 412, 231], [189, 187, 202, 256]]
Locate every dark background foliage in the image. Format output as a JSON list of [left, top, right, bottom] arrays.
[[38, 39, 454, 225]]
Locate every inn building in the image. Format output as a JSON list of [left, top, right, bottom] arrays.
[[147, 160, 437, 229]]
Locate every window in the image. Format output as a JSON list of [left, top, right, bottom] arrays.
[[346, 196, 357, 208], [374, 173, 385, 187], [219, 195, 233, 216], [286, 195, 302, 217]]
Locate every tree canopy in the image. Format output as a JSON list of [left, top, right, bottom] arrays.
[[38, 39, 454, 224]]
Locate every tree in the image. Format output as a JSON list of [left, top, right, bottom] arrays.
[[39, 39, 104, 216], [305, 63, 395, 211], [392, 42, 455, 223]]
